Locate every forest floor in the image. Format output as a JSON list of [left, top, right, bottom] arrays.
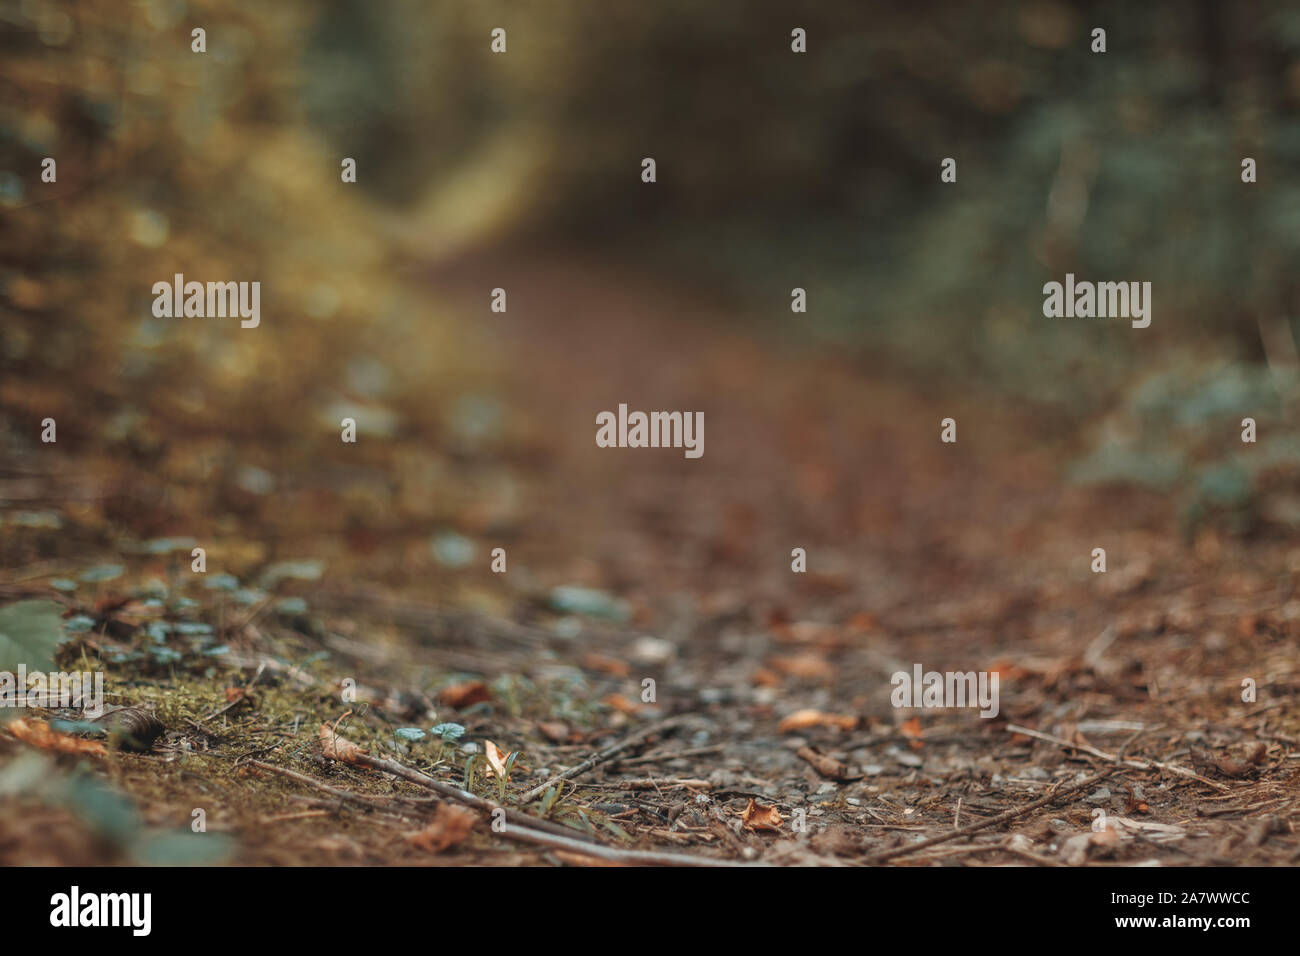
[[1, 250, 1298, 866]]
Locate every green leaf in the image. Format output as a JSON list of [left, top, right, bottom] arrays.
[[0, 600, 68, 673], [432, 722, 465, 742]]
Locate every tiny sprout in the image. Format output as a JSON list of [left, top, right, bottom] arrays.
[[432, 722, 466, 743]]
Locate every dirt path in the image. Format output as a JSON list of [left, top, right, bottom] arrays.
[[2, 251, 1296, 866]]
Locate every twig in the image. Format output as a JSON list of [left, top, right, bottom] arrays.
[[347, 751, 607, 844], [613, 744, 725, 767], [577, 778, 712, 791], [521, 716, 688, 802], [864, 769, 1115, 864], [246, 759, 414, 814], [260, 809, 330, 823], [497, 822, 762, 867], [286, 744, 746, 865], [1006, 723, 1229, 791]]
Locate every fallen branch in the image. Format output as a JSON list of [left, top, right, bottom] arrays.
[[322, 742, 608, 844], [246, 759, 418, 815], [311, 719, 741, 861], [614, 744, 725, 767], [520, 716, 688, 803], [1006, 723, 1229, 792], [498, 821, 761, 866], [863, 768, 1115, 864]]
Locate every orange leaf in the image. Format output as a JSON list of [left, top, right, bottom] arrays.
[[6, 718, 108, 758], [441, 680, 491, 709], [778, 709, 858, 733], [741, 798, 784, 832], [581, 653, 630, 677], [900, 716, 925, 750], [768, 652, 834, 681], [601, 693, 643, 716]]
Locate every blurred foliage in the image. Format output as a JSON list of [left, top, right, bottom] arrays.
[[278, 0, 1300, 405], [2, 0, 1298, 483], [0, 0, 527, 583]]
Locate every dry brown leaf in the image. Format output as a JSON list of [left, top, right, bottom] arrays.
[[440, 680, 491, 709], [601, 693, 643, 716], [741, 798, 784, 832], [536, 720, 570, 743], [1190, 746, 1262, 779], [900, 716, 925, 751], [778, 708, 858, 733], [319, 723, 367, 764], [768, 652, 834, 681], [407, 804, 476, 854], [484, 739, 511, 779], [581, 652, 630, 677], [6, 718, 108, 758]]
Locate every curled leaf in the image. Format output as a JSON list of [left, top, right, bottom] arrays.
[[741, 798, 784, 833], [319, 723, 367, 764], [484, 739, 511, 779]]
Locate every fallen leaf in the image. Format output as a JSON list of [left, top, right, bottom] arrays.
[[6, 718, 109, 758], [1189, 746, 1261, 779], [536, 720, 570, 743], [581, 652, 630, 677], [319, 723, 367, 764], [441, 680, 491, 709], [407, 804, 476, 854], [768, 652, 834, 681], [484, 739, 511, 779], [1109, 817, 1186, 840], [778, 709, 858, 733], [601, 693, 643, 716], [741, 798, 784, 832]]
